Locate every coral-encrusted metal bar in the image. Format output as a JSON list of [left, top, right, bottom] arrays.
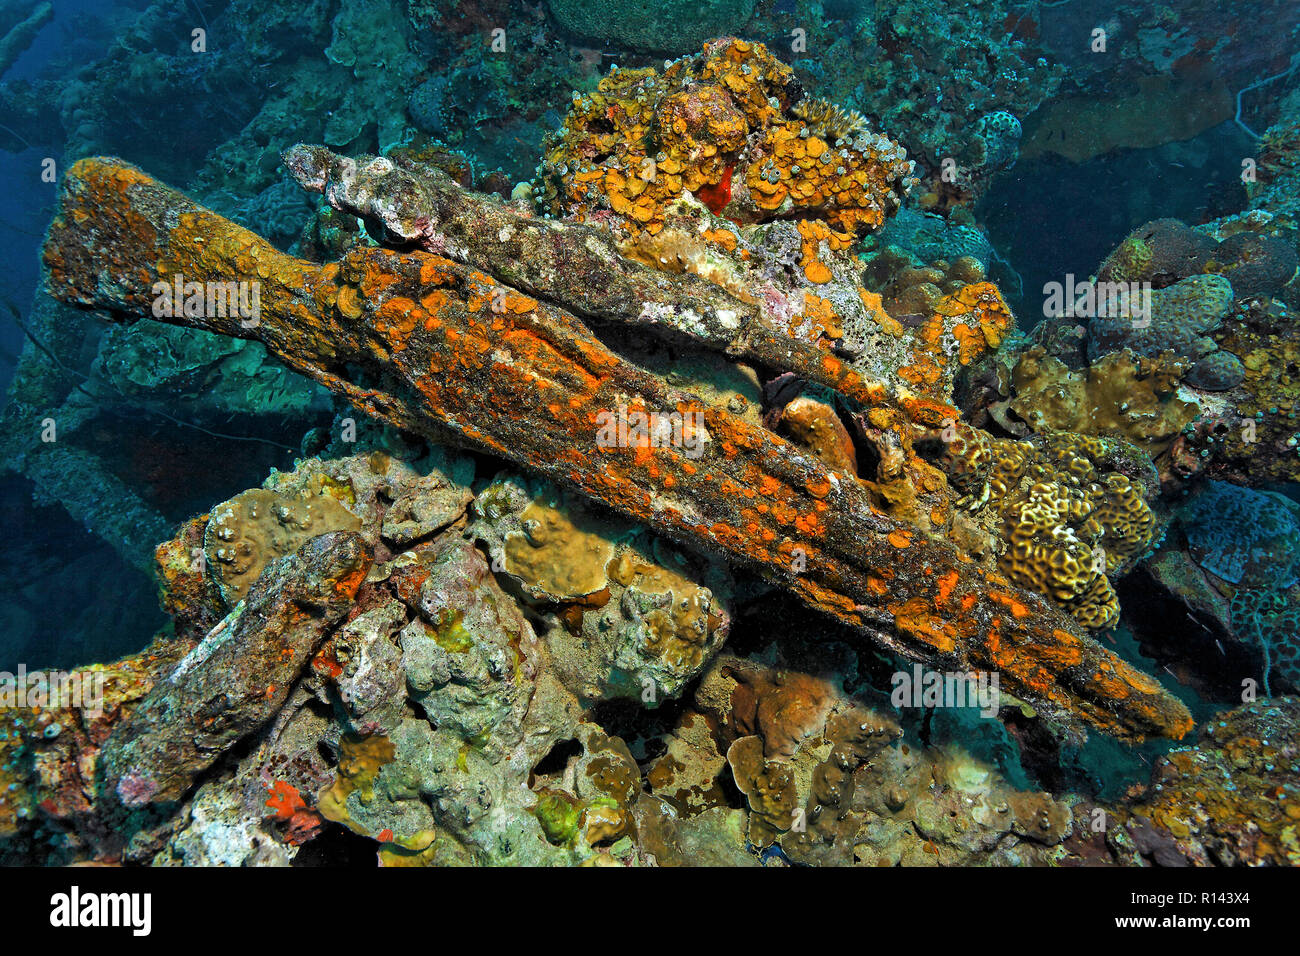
[[282, 144, 903, 413], [42, 157, 1193, 742]]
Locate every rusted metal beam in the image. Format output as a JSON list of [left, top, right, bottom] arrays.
[[42, 157, 1193, 742]]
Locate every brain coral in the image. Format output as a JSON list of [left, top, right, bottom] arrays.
[[1183, 349, 1246, 391], [934, 426, 1159, 630], [971, 110, 1023, 172], [537, 38, 917, 238], [1180, 481, 1300, 589], [1096, 218, 1218, 288], [546, 0, 756, 54], [1228, 589, 1300, 693], [1210, 232, 1299, 301], [1087, 273, 1235, 372]]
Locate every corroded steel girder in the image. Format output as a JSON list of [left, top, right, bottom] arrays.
[[42, 157, 1193, 742]]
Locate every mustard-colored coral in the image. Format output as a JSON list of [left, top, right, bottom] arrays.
[[777, 395, 858, 475], [203, 488, 361, 606], [325, 733, 396, 806], [999, 478, 1119, 630], [862, 246, 988, 318], [1009, 346, 1199, 456], [726, 735, 798, 846], [503, 499, 616, 601], [578, 732, 640, 845], [607, 549, 716, 672]]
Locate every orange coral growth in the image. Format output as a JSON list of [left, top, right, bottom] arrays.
[[266, 780, 308, 819], [801, 292, 843, 341], [265, 780, 323, 846], [888, 529, 913, 549], [539, 38, 914, 238], [890, 597, 957, 652]]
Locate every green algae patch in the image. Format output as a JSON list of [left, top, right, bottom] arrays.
[[430, 608, 474, 653], [531, 789, 583, 846]]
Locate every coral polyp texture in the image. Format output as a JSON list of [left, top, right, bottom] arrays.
[[5, 8, 1300, 873], [537, 39, 917, 238]]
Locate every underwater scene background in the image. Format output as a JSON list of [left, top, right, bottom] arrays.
[[0, 0, 1298, 866]]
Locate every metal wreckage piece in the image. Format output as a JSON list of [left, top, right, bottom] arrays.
[[40, 153, 1193, 745]]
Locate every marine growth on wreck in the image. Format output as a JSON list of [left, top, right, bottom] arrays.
[[0, 0, 1298, 879]]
